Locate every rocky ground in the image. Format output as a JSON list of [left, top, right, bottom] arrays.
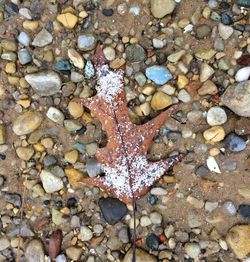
[[0, 0, 250, 261]]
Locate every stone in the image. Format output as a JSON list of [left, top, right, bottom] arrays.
[[25, 239, 45, 262], [1, 51, 17, 61], [152, 38, 166, 49], [134, 72, 146, 87], [235, 67, 250, 82], [205, 201, 218, 212], [123, 248, 157, 262], [196, 165, 209, 177], [226, 225, 250, 259], [167, 50, 185, 63], [98, 197, 128, 225], [77, 34, 97, 51], [40, 170, 64, 193], [25, 71, 61, 96], [19, 8, 32, 19], [125, 44, 146, 63], [194, 24, 211, 39], [200, 63, 214, 82], [238, 205, 250, 219], [218, 23, 234, 40], [222, 81, 250, 117], [23, 21, 39, 31], [238, 0, 250, 8], [206, 107, 227, 126], [68, 48, 84, 69], [64, 120, 82, 132], [151, 92, 173, 110], [207, 156, 221, 173], [1, 39, 17, 52], [238, 188, 250, 199], [203, 126, 225, 142], [55, 59, 72, 72], [68, 101, 84, 118], [103, 46, 116, 61], [56, 255, 67, 262], [57, 13, 78, 29], [64, 150, 78, 164], [146, 233, 159, 250], [18, 32, 30, 46], [103, 8, 114, 16], [5, 62, 16, 74], [146, 66, 172, 85], [188, 211, 202, 228], [150, 212, 162, 224], [224, 133, 246, 152], [110, 58, 126, 69], [178, 89, 191, 103], [0, 237, 10, 251], [195, 49, 216, 60], [46, 107, 65, 125], [223, 201, 237, 215], [65, 168, 85, 188], [79, 226, 93, 241], [0, 124, 5, 145], [13, 111, 43, 136], [66, 246, 82, 261], [187, 195, 204, 209], [84, 60, 95, 79], [18, 48, 32, 65], [150, 0, 176, 19], [140, 216, 152, 227], [71, 71, 84, 82], [184, 243, 201, 259], [198, 80, 218, 95], [16, 147, 34, 160], [32, 29, 53, 47]]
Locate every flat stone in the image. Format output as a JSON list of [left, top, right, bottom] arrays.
[[99, 197, 128, 225], [184, 243, 201, 259], [13, 111, 43, 136], [151, 91, 173, 110], [146, 66, 172, 85], [25, 239, 45, 262], [195, 49, 216, 60], [77, 34, 97, 51], [150, 0, 176, 18], [40, 170, 64, 193], [68, 48, 84, 69], [32, 29, 53, 47], [25, 71, 62, 96], [123, 248, 157, 262]]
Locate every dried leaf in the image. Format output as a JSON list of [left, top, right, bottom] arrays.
[[78, 45, 183, 204], [48, 229, 63, 259]]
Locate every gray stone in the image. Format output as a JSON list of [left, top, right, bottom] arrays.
[[77, 34, 97, 51], [218, 23, 234, 40], [18, 48, 32, 64], [25, 71, 61, 96], [125, 44, 146, 63], [0, 237, 10, 251], [32, 29, 53, 47], [134, 72, 146, 86], [194, 24, 211, 39], [25, 239, 45, 262], [46, 107, 65, 125], [40, 170, 64, 193]]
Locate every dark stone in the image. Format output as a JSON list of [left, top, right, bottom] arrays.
[[55, 200, 63, 209], [196, 165, 209, 177], [55, 59, 72, 73], [146, 233, 159, 250], [236, 54, 250, 66], [125, 44, 147, 63], [70, 126, 87, 136], [5, 2, 19, 15], [221, 13, 233, 25], [147, 195, 158, 205], [233, 24, 245, 32], [98, 197, 128, 225], [0, 154, 6, 160], [4, 193, 21, 207], [224, 133, 246, 152], [238, 0, 250, 8], [102, 8, 113, 16], [67, 197, 77, 208], [43, 200, 50, 206], [238, 205, 250, 218], [219, 1, 231, 9], [43, 155, 57, 167], [189, 59, 199, 74]]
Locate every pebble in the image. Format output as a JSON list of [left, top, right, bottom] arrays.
[[32, 29, 53, 47], [0, 237, 10, 251], [187, 195, 204, 209], [222, 81, 250, 117], [206, 156, 221, 173], [235, 67, 250, 82], [84, 60, 95, 79], [167, 50, 185, 63], [18, 32, 30, 46], [184, 243, 201, 259], [56, 255, 67, 262], [205, 201, 218, 212], [194, 24, 211, 39], [221, 13, 233, 25], [198, 80, 218, 95], [0, 124, 5, 145], [1, 51, 17, 61], [206, 107, 227, 126], [55, 59, 72, 72], [196, 165, 209, 177], [151, 92, 173, 110], [77, 34, 97, 51], [218, 23, 234, 40], [13, 111, 43, 136], [135, 72, 146, 87], [47, 107, 65, 125], [18, 48, 32, 65], [98, 197, 128, 225], [103, 8, 114, 16], [19, 7, 32, 19], [25, 239, 45, 262], [150, 0, 176, 18], [23, 21, 39, 31], [65, 246, 82, 261], [140, 216, 152, 227], [25, 71, 62, 96], [68, 101, 84, 118], [16, 147, 34, 161], [68, 49, 84, 69], [238, 188, 250, 199], [152, 38, 166, 49], [79, 226, 93, 241], [238, 0, 250, 8], [123, 248, 157, 262], [65, 150, 78, 164], [44, 155, 57, 167], [146, 66, 172, 85], [125, 44, 146, 63], [200, 63, 214, 82], [226, 225, 250, 259], [178, 89, 191, 103], [146, 233, 159, 250], [71, 71, 84, 82], [203, 126, 225, 142], [64, 120, 82, 132], [238, 205, 250, 219], [1, 39, 17, 52], [224, 133, 246, 152], [40, 170, 64, 193], [223, 201, 237, 215], [150, 187, 167, 195], [208, 0, 218, 8], [150, 212, 162, 224], [195, 49, 216, 60], [57, 13, 78, 29], [103, 46, 115, 61]]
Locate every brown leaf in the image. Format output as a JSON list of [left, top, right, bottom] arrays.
[[77, 45, 183, 204], [48, 229, 63, 259]]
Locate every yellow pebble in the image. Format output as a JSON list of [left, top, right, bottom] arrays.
[[65, 150, 79, 164], [203, 126, 225, 143], [5, 62, 16, 74], [209, 147, 220, 156], [82, 112, 93, 123], [22, 20, 39, 31], [56, 13, 78, 29], [68, 101, 84, 118], [177, 74, 189, 89], [151, 91, 173, 111], [34, 143, 46, 152], [8, 76, 19, 85], [17, 99, 31, 108], [79, 10, 88, 19]]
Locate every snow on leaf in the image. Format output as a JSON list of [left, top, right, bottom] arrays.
[[77, 45, 183, 204]]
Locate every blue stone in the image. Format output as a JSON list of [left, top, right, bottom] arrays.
[[147, 195, 158, 205], [146, 66, 172, 85], [224, 133, 246, 152], [55, 59, 72, 72], [221, 13, 233, 25], [84, 60, 95, 79], [238, 205, 250, 219], [73, 142, 85, 154]]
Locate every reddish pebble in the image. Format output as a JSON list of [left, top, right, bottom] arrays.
[[237, 54, 250, 66], [159, 233, 167, 243]]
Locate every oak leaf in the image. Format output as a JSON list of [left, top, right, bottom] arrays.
[[78, 45, 183, 204]]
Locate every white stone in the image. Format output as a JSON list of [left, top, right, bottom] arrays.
[[79, 226, 93, 241], [218, 23, 234, 40], [184, 243, 201, 259], [178, 89, 191, 103], [206, 156, 221, 174], [150, 187, 167, 195], [19, 8, 32, 20], [40, 170, 63, 193], [18, 32, 30, 46], [140, 216, 152, 227], [103, 46, 116, 61], [207, 107, 227, 126], [200, 63, 214, 82], [32, 29, 53, 47], [235, 66, 250, 82], [150, 212, 162, 224], [46, 107, 65, 125]]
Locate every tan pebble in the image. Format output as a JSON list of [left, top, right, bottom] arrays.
[[0, 11, 3, 22], [202, 7, 211, 19], [81, 112, 93, 123], [178, 18, 190, 28], [68, 49, 84, 69], [130, 38, 138, 44], [17, 99, 31, 108], [16, 146, 34, 160], [177, 74, 189, 89], [238, 188, 250, 199], [226, 225, 250, 259], [0, 124, 5, 145], [43, 50, 54, 62], [22, 20, 39, 31], [122, 36, 129, 44], [203, 126, 225, 143], [8, 76, 19, 86], [142, 86, 155, 95], [79, 10, 88, 19], [41, 138, 54, 149], [57, 13, 78, 29], [198, 80, 218, 96], [110, 58, 125, 69], [33, 143, 45, 152], [60, 207, 70, 215], [140, 102, 151, 116], [19, 78, 29, 88], [151, 92, 173, 111], [209, 148, 220, 156], [0, 84, 4, 98], [68, 101, 84, 118], [65, 150, 78, 164], [5, 62, 16, 74]]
